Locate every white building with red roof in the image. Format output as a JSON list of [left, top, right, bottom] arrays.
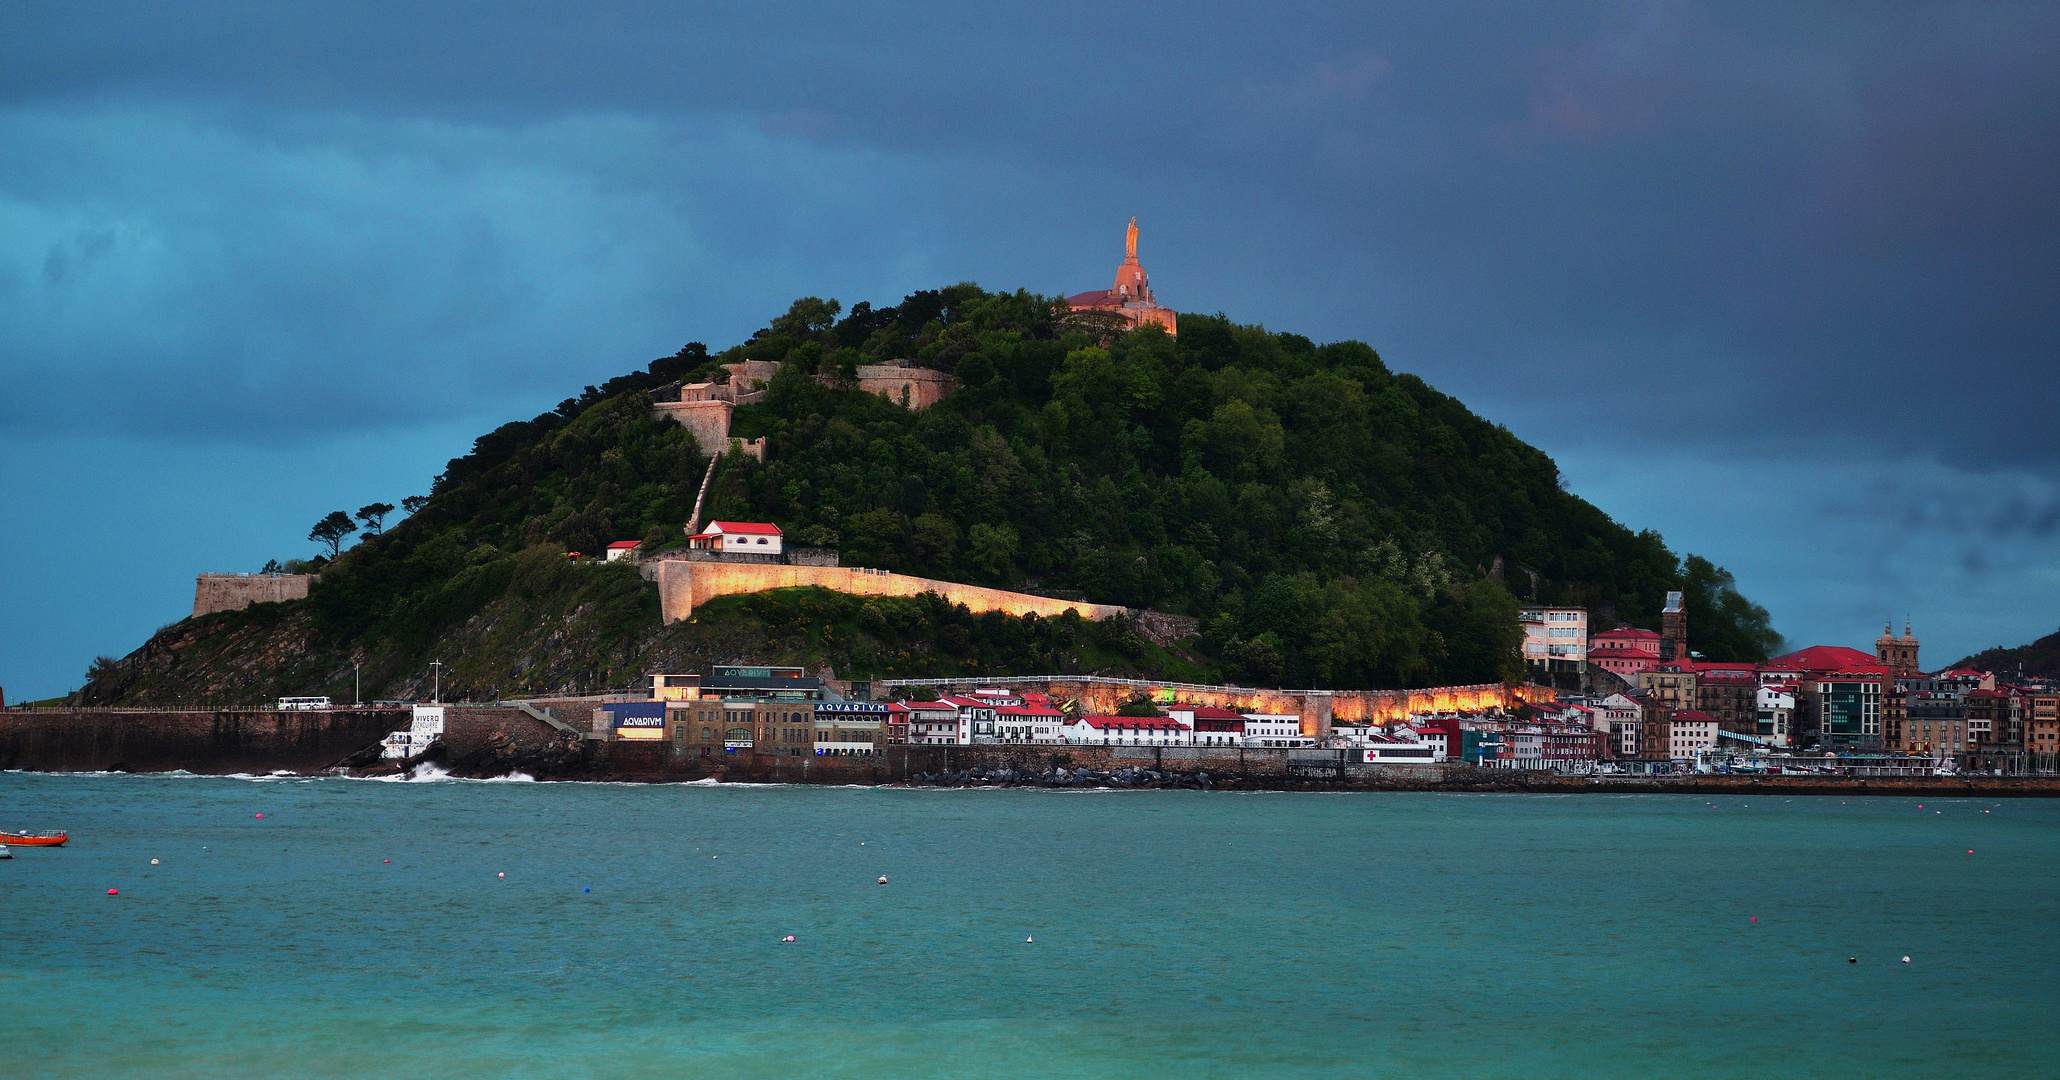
[[1241, 713, 1312, 747], [688, 521, 783, 554], [1061, 715, 1193, 746], [902, 700, 962, 744], [1168, 704, 1245, 746], [995, 700, 1066, 743], [604, 540, 641, 563]]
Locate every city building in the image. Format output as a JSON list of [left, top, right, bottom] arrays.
[[1519, 605, 1587, 679], [1353, 737, 1445, 764], [994, 699, 1066, 743], [1588, 627, 1664, 680], [2028, 695, 2060, 768], [1241, 713, 1311, 747], [668, 699, 818, 757], [1588, 692, 1643, 757], [1695, 664, 1759, 735], [650, 673, 702, 702], [1637, 664, 1698, 713], [813, 702, 890, 756], [1756, 684, 1796, 748], [702, 665, 828, 703], [1905, 690, 1968, 760], [1660, 709, 1721, 761], [601, 701, 668, 741], [903, 700, 960, 744], [1819, 669, 1887, 751]]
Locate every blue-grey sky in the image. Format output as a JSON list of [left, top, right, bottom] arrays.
[[4, 2, 2057, 700]]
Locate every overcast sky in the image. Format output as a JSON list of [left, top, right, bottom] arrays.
[[4, 2, 2057, 699]]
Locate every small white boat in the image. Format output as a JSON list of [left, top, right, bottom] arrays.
[[0, 844, 11, 859]]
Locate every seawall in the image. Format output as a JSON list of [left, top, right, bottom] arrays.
[[0, 707, 409, 774]]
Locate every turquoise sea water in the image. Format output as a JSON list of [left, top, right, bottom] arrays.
[[3, 772, 2056, 1079]]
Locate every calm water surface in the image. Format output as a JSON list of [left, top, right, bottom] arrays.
[[3, 772, 2055, 1079]]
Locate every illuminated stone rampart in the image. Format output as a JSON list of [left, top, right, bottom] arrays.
[[883, 675, 1552, 738], [645, 559, 1127, 625]]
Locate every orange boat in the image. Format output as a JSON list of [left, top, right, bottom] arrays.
[[0, 831, 66, 846]]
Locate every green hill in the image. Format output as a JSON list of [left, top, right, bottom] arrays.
[[1953, 628, 2060, 680], [72, 285, 1778, 705]]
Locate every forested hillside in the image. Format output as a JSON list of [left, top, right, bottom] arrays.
[[1954, 628, 2060, 680], [73, 284, 1778, 705]]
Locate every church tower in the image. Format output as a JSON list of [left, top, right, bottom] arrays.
[[1877, 618, 1920, 675]]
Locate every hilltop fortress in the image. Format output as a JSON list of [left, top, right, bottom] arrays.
[[652, 219, 1176, 458]]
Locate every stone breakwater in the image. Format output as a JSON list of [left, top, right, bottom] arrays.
[[8, 706, 2060, 797]]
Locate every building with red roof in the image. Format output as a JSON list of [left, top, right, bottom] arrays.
[[688, 521, 783, 555], [1061, 714, 1192, 746], [605, 540, 642, 563], [1765, 644, 1878, 673], [1168, 704, 1245, 746]]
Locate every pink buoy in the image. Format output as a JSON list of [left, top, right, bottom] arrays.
[[781, 935, 796, 943], [107, 888, 119, 895], [498, 872, 506, 878], [255, 813, 263, 819], [1750, 917, 1757, 922]]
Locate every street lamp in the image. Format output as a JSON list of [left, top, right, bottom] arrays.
[[430, 660, 444, 705]]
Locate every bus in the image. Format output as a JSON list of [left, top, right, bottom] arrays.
[[276, 696, 333, 711]]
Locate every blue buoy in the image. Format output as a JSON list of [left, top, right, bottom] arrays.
[[584, 887, 591, 893]]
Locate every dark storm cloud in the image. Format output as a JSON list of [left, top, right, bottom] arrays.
[[6, 3, 2055, 461], [2, 2, 2057, 696]]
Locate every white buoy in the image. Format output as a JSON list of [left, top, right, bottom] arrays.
[[497, 872, 505, 878], [1026, 936, 1033, 943], [150, 858, 159, 865], [1902, 956, 1911, 964], [878, 875, 888, 885]]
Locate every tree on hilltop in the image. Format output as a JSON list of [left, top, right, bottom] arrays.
[[356, 502, 397, 535], [309, 511, 357, 558]]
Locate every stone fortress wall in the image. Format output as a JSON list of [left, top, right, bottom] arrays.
[[193, 573, 314, 618], [641, 557, 1126, 626], [652, 359, 958, 457], [877, 675, 1543, 737]]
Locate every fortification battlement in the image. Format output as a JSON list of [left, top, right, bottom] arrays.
[[193, 573, 313, 618], [639, 557, 1124, 626]]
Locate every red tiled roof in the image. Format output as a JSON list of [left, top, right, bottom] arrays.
[[1067, 290, 1115, 307], [1766, 645, 1878, 672], [606, 540, 641, 550], [998, 704, 1063, 718], [702, 521, 782, 535], [1175, 704, 1245, 719], [1593, 627, 1663, 640], [1073, 715, 1191, 731], [1670, 710, 1719, 723]]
